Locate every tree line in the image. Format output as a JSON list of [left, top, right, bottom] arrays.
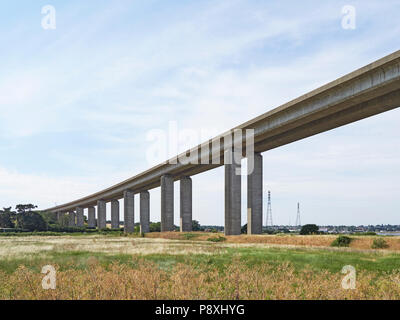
[[0, 204, 56, 231]]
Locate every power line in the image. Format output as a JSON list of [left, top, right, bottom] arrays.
[[296, 202, 301, 227], [266, 191, 273, 227]]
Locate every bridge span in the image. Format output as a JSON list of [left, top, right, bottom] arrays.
[[45, 50, 400, 235]]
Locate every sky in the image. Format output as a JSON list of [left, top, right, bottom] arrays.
[[0, 0, 400, 226]]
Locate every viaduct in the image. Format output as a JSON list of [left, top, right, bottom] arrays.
[[45, 50, 400, 235]]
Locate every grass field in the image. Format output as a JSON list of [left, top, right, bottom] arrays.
[[1, 233, 400, 299]]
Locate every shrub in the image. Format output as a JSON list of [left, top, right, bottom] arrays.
[[371, 238, 389, 249], [331, 236, 352, 247], [150, 222, 161, 232], [207, 235, 226, 242]]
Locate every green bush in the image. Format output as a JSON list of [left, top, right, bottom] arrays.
[[150, 222, 161, 232], [371, 238, 389, 249], [331, 236, 353, 247], [207, 235, 226, 242]]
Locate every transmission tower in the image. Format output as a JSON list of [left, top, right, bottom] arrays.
[[265, 191, 273, 227], [296, 202, 301, 227]]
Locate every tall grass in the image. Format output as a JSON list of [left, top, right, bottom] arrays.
[[1, 260, 400, 300]]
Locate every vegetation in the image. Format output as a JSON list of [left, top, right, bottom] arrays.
[[3, 260, 400, 300], [372, 238, 389, 249], [300, 224, 319, 235], [0, 207, 14, 228], [182, 233, 199, 240], [150, 222, 161, 232], [192, 220, 202, 231], [1, 235, 400, 299], [353, 232, 377, 236], [207, 235, 227, 242], [331, 236, 353, 247], [0, 204, 51, 231]]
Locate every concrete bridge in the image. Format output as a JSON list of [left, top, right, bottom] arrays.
[[45, 50, 400, 235]]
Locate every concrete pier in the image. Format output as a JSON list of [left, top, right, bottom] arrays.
[[180, 177, 192, 232], [88, 207, 96, 228], [111, 200, 120, 229], [161, 175, 174, 232], [140, 191, 150, 233], [57, 212, 63, 224], [224, 150, 242, 235], [76, 207, 84, 227], [124, 191, 135, 233], [68, 211, 76, 227], [247, 153, 263, 234], [97, 200, 107, 229]]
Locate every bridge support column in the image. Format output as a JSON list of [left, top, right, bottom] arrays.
[[68, 211, 76, 227], [247, 153, 263, 235], [58, 212, 66, 226], [124, 191, 135, 233], [180, 177, 192, 232], [76, 207, 84, 227], [224, 149, 242, 235], [140, 191, 150, 233], [97, 200, 107, 229], [161, 175, 174, 232], [88, 207, 96, 228], [57, 212, 62, 224], [111, 200, 120, 229]]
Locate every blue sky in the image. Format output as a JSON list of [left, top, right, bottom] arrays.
[[0, 0, 400, 226]]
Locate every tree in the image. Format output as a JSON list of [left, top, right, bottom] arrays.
[[40, 211, 58, 225], [0, 209, 14, 228], [300, 224, 319, 235], [192, 220, 202, 231], [15, 204, 38, 214], [17, 211, 47, 231]]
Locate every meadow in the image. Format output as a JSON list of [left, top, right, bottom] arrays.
[[1, 233, 400, 300]]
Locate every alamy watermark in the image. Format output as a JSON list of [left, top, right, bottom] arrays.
[[341, 5, 356, 30], [341, 265, 356, 290], [146, 121, 255, 175], [41, 5, 56, 30], [41, 265, 56, 290]]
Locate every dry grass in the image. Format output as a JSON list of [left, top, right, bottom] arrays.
[[1, 259, 400, 300], [146, 232, 400, 251], [4, 234, 215, 260], [0, 235, 227, 259]]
